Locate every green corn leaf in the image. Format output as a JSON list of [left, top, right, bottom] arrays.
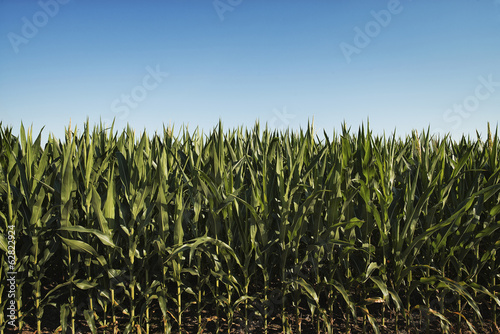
[[296, 277, 319, 304], [370, 276, 389, 300], [59, 235, 98, 257], [58, 225, 117, 248], [72, 279, 97, 290], [83, 309, 98, 334]]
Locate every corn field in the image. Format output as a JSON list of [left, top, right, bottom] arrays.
[[0, 120, 499, 333]]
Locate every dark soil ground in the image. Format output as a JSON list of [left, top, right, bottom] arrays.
[[8, 303, 500, 333]]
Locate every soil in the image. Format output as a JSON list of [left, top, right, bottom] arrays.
[[8, 303, 500, 333]]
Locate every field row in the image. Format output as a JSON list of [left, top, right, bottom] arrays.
[[0, 121, 499, 333]]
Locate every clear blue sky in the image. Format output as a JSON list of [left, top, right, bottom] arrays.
[[1, 0, 499, 142]]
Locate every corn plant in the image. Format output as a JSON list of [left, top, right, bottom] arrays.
[[0, 121, 499, 334]]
